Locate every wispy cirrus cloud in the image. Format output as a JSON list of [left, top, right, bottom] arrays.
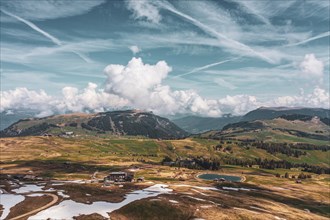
[[1, 9, 91, 63], [155, 1, 275, 64], [173, 57, 241, 78], [0, 0, 105, 21], [284, 31, 330, 47], [126, 0, 161, 24]]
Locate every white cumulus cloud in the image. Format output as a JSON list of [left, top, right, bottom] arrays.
[[271, 87, 329, 108], [0, 87, 53, 113], [1, 57, 329, 118], [129, 45, 141, 54], [299, 53, 324, 78]]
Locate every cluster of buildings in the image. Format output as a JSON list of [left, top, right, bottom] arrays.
[[103, 171, 144, 185]]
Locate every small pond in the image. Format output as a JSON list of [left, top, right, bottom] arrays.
[[198, 173, 241, 182]]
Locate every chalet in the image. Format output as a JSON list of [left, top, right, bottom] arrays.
[[105, 172, 134, 182], [64, 131, 74, 135]]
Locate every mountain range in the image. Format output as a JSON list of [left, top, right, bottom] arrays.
[[173, 107, 330, 133], [1, 107, 329, 140]]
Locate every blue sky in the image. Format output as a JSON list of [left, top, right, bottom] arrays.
[[1, 0, 329, 117]]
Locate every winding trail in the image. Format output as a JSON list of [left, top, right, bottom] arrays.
[[9, 193, 59, 220]]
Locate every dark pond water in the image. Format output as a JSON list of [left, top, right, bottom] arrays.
[[198, 173, 241, 182]]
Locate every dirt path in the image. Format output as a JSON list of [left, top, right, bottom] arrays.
[[9, 193, 59, 220]]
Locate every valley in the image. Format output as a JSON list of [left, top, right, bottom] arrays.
[[0, 133, 329, 219], [0, 108, 329, 220]]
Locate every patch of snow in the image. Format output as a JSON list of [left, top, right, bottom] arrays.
[[12, 184, 44, 193], [174, 184, 220, 192], [274, 216, 286, 220], [222, 187, 251, 191], [45, 188, 56, 192], [169, 200, 179, 204], [51, 183, 65, 186], [52, 180, 86, 184], [200, 205, 212, 208], [28, 184, 171, 220], [249, 206, 271, 213], [57, 191, 70, 198], [191, 189, 208, 196], [26, 193, 45, 197], [0, 194, 25, 219]]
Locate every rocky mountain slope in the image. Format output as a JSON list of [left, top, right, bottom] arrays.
[[0, 110, 189, 139]]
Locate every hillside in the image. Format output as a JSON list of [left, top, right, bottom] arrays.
[[241, 107, 330, 122], [0, 110, 189, 139], [172, 107, 330, 133], [0, 110, 36, 131], [200, 116, 330, 143]]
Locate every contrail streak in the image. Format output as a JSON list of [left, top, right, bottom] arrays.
[[1, 9, 91, 63], [174, 57, 240, 78], [157, 1, 274, 64], [284, 31, 330, 47]]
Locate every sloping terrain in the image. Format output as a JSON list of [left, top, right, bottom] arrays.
[[0, 110, 36, 131], [0, 110, 189, 139], [172, 107, 329, 133], [241, 107, 330, 122], [203, 116, 330, 143]]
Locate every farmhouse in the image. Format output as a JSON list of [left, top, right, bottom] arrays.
[[64, 131, 74, 135], [105, 172, 134, 182]]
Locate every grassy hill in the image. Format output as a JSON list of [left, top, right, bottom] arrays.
[[1, 134, 329, 178], [0, 110, 189, 139], [241, 107, 330, 121], [202, 116, 330, 143]]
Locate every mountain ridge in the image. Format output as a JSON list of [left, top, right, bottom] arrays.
[[0, 110, 189, 139], [173, 107, 330, 133]]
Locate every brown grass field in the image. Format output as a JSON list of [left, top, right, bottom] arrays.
[[0, 136, 329, 219]]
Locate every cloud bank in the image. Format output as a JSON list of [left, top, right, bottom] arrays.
[[1, 57, 329, 117]]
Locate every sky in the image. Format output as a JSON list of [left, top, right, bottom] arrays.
[[0, 0, 329, 117]]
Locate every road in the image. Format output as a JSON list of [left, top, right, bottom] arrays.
[[9, 193, 59, 220]]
